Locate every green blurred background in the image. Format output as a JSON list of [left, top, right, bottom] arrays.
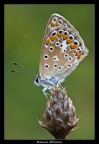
[[4, 4, 95, 140]]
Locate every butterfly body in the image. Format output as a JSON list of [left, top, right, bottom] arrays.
[[34, 13, 88, 96]]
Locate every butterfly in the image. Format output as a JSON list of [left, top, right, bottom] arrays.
[[34, 13, 88, 97]]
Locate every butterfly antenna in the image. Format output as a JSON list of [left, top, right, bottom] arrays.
[[11, 61, 36, 77], [11, 69, 34, 75]]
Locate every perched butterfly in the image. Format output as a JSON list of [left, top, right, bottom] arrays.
[[34, 13, 88, 97]]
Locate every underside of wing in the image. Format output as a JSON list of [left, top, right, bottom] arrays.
[[39, 13, 88, 80]]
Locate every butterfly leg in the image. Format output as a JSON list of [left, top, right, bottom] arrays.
[[58, 83, 66, 90], [42, 87, 50, 99], [57, 82, 64, 89], [49, 89, 53, 93]]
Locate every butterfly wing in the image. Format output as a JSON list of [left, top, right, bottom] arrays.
[[39, 13, 88, 81]]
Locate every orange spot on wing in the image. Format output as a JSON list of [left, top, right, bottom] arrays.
[[57, 33, 63, 38], [45, 38, 50, 45], [50, 35, 56, 42], [66, 39, 73, 44], [63, 34, 68, 40], [74, 50, 82, 59], [56, 23, 61, 26], [70, 44, 78, 49], [51, 22, 56, 27]]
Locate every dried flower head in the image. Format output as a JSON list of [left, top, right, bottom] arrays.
[[38, 87, 79, 139]]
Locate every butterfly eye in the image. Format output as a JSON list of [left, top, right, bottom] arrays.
[[35, 77, 38, 83], [49, 46, 54, 52], [44, 64, 49, 69], [44, 54, 49, 60]]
